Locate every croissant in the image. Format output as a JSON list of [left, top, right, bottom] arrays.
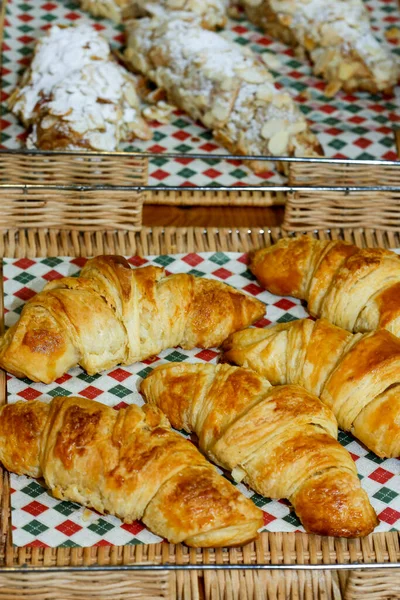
[[240, 0, 398, 96], [141, 363, 378, 538], [0, 255, 264, 384], [8, 25, 151, 151], [124, 13, 323, 174], [251, 236, 400, 336], [223, 318, 400, 458], [0, 396, 262, 547]]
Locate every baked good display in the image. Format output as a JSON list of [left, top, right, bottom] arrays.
[[141, 362, 378, 537], [8, 24, 151, 151], [78, 0, 228, 27], [250, 236, 400, 336], [240, 0, 398, 96], [124, 13, 323, 173], [223, 318, 400, 458], [0, 255, 265, 384], [0, 396, 262, 547]]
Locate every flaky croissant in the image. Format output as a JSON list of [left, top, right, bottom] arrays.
[[223, 318, 400, 458], [141, 363, 378, 538], [250, 236, 400, 336], [0, 396, 262, 547], [0, 255, 264, 384]]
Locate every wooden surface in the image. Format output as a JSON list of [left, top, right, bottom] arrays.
[[143, 205, 285, 227]]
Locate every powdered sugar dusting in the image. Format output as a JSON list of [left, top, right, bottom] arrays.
[[10, 24, 150, 151]]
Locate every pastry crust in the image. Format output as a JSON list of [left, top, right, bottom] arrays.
[[78, 0, 228, 28], [250, 237, 400, 336], [0, 255, 265, 383], [241, 0, 399, 95], [223, 318, 400, 458], [124, 13, 323, 173], [8, 24, 151, 151], [141, 363, 378, 537], [0, 397, 262, 547]]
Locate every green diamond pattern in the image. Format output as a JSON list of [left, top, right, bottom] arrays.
[[154, 255, 175, 267], [209, 252, 230, 266], [60, 540, 80, 548], [188, 269, 205, 277], [108, 384, 131, 399], [277, 313, 298, 324], [136, 366, 153, 378], [151, 157, 169, 167], [165, 350, 187, 362], [172, 118, 189, 129], [23, 520, 48, 536], [283, 512, 302, 527], [365, 451, 385, 464], [373, 487, 398, 503], [174, 144, 191, 153], [251, 493, 272, 508], [178, 168, 196, 178], [54, 501, 82, 517], [241, 269, 256, 281], [48, 386, 72, 397], [13, 272, 35, 284], [88, 519, 114, 536], [338, 431, 354, 446], [78, 372, 102, 383], [20, 481, 45, 499], [328, 139, 347, 150], [41, 258, 63, 268]]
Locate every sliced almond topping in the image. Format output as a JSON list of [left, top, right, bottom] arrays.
[[288, 120, 307, 135], [261, 118, 287, 140], [231, 466, 247, 483], [338, 62, 359, 81], [268, 130, 289, 155]]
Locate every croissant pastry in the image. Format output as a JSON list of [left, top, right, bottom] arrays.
[[141, 363, 378, 537], [0, 396, 262, 546], [240, 0, 398, 96], [223, 318, 400, 458], [0, 255, 264, 384], [8, 25, 151, 151], [251, 236, 400, 336], [124, 13, 323, 174]]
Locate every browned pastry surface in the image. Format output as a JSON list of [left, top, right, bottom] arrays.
[[223, 318, 400, 458], [0, 255, 264, 383], [141, 363, 378, 538], [251, 237, 400, 336], [0, 396, 262, 547]]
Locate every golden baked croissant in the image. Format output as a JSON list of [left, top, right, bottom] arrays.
[[141, 363, 378, 537], [0, 396, 262, 547], [251, 236, 400, 336], [0, 255, 264, 384], [223, 318, 400, 458]]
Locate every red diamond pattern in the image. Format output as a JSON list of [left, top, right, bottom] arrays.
[[369, 467, 394, 484], [203, 168, 222, 178], [14, 258, 35, 269], [23, 501, 48, 517], [64, 11, 81, 20], [243, 283, 264, 296], [378, 507, 400, 525], [122, 521, 145, 535], [56, 520, 83, 536], [152, 169, 169, 181], [195, 349, 219, 361], [274, 298, 296, 310], [142, 355, 160, 365], [254, 317, 271, 328], [182, 253, 204, 267], [80, 386, 103, 400], [42, 270, 62, 281], [14, 287, 36, 301], [55, 373, 72, 384], [109, 368, 131, 382], [114, 401, 129, 411], [18, 388, 42, 401], [128, 256, 148, 267], [70, 257, 88, 268], [212, 268, 232, 280], [28, 540, 49, 548], [263, 512, 277, 526]]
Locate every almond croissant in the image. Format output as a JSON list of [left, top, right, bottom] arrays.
[[223, 318, 400, 458], [141, 363, 378, 538], [251, 236, 400, 336], [0, 396, 262, 547], [0, 255, 264, 384]]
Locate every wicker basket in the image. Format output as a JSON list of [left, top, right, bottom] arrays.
[[0, 153, 400, 599]]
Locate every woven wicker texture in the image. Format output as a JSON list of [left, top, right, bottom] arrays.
[[149, 190, 286, 207], [0, 226, 399, 600], [286, 162, 400, 232]]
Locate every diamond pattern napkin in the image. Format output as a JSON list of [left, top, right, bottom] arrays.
[[1, 0, 400, 187], [3, 253, 400, 548]]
